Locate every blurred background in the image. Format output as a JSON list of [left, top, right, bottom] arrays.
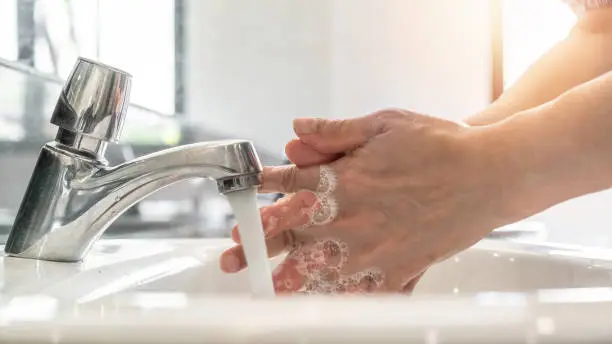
[[0, 0, 609, 247]]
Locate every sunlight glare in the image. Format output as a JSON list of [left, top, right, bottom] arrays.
[[503, 0, 577, 88]]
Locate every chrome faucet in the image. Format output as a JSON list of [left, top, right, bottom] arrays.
[[4, 57, 262, 262]]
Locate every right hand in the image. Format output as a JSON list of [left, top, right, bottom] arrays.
[[221, 110, 495, 293]]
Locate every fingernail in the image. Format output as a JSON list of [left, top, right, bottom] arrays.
[[294, 118, 317, 135], [221, 254, 240, 273]]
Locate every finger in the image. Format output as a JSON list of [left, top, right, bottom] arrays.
[[402, 271, 426, 293], [220, 231, 295, 273], [285, 139, 340, 167], [259, 165, 320, 194], [231, 191, 319, 243], [293, 115, 383, 154], [272, 257, 306, 294], [343, 269, 386, 294], [231, 224, 241, 243]]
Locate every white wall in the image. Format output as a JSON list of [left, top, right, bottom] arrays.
[[330, 0, 492, 121], [185, 0, 492, 154], [185, 0, 331, 155]]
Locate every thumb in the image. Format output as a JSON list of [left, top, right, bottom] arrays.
[[259, 165, 320, 194], [285, 139, 340, 167], [293, 115, 383, 154]]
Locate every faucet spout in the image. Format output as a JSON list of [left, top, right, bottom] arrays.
[[88, 140, 262, 194], [5, 139, 261, 262], [4, 57, 262, 262]]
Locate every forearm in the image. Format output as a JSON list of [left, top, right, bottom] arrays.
[[466, 8, 612, 126], [478, 70, 612, 221]]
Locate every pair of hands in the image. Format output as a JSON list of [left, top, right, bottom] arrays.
[[219, 109, 517, 294]]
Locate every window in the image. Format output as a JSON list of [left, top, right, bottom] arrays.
[[0, 1, 18, 61], [1, 0, 183, 115], [502, 0, 576, 89]]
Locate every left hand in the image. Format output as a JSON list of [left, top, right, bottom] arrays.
[[219, 109, 515, 294]]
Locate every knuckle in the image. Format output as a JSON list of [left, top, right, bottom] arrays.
[[280, 166, 298, 191], [337, 119, 351, 133], [326, 119, 348, 135], [312, 118, 325, 133], [369, 108, 411, 134], [372, 108, 406, 121], [297, 190, 317, 209]]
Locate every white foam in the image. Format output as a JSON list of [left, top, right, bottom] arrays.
[[305, 165, 339, 228], [316, 165, 338, 194], [281, 166, 387, 294], [282, 238, 386, 294]]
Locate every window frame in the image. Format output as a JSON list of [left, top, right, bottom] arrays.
[[491, 0, 504, 102], [16, 0, 186, 115]]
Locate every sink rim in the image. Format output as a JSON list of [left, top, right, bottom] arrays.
[[0, 287, 612, 343], [0, 238, 611, 343]]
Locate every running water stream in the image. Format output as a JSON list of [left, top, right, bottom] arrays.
[[226, 188, 275, 297]]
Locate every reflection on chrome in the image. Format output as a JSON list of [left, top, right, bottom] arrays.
[[77, 257, 201, 304]]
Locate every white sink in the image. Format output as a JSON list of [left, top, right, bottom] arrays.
[[0, 239, 258, 300], [1, 238, 612, 343]]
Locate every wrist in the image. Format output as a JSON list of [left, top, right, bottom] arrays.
[[460, 126, 533, 227], [462, 107, 576, 225], [468, 96, 612, 224]]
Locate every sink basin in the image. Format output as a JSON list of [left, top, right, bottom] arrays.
[[0, 238, 612, 343], [0, 239, 262, 300]]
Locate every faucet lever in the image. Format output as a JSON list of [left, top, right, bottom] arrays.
[[51, 57, 132, 158]]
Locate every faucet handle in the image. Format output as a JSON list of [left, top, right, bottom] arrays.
[[50, 57, 132, 143]]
